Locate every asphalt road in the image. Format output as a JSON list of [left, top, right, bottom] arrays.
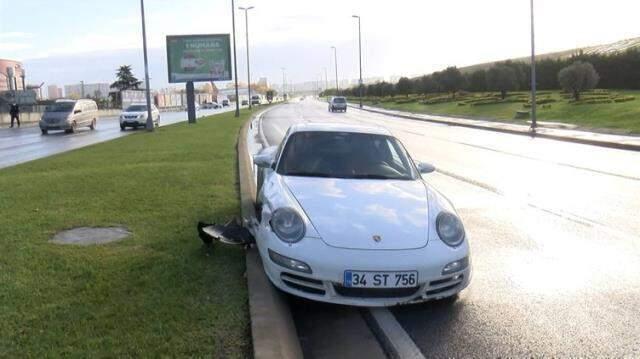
[[0, 107, 235, 169], [260, 99, 640, 357]]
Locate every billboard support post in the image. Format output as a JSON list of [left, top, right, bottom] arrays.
[[186, 81, 196, 124]]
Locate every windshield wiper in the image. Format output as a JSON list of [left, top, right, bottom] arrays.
[[351, 174, 411, 180], [285, 172, 335, 178]]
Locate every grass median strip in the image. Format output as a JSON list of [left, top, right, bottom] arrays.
[[0, 110, 257, 357]]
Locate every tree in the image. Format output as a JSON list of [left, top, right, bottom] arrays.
[[433, 67, 465, 98], [396, 77, 412, 97], [418, 75, 440, 96], [110, 65, 142, 91], [486, 64, 519, 99], [558, 61, 599, 100], [466, 70, 487, 92]]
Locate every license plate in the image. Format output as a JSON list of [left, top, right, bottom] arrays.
[[344, 270, 418, 288]]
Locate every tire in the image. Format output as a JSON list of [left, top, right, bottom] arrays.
[[41, 129, 48, 135], [89, 118, 96, 130], [120, 125, 125, 131], [70, 121, 77, 133], [155, 116, 160, 127]]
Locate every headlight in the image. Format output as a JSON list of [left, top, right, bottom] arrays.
[[436, 212, 465, 247], [270, 208, 306, 243]]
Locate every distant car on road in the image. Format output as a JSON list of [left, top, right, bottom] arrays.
[[40, 99, 98, 135], [119, 103, 160, 130], [328, 96, 347, 112], [241, 99, 249, 106], [202, 102, 220, 109], [222, 99, 230, 107], [253, 123, 470, 306], [251, 95, 262, 106]]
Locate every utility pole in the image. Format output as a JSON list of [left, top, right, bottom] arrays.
[[239, 6, 254, 109], [353, 15, 363, 108], [323, 67, 329, 92], [281, 67, 286, 99], [231, 0, 240, 117], [140, 0, 154, 131], [529, 0, 537, 131], [331, 46, 339, 94]]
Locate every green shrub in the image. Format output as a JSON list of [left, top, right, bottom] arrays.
[[613, 96, 635, 103], [395, 98, 417, 104]]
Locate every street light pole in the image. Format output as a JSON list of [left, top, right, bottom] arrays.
[[281, 67, 286, 99], [353, 15, 363, 108], [529, 0, 537, 131], [331, 46, 339, 94], [140, 0, 154, 131], [323, 67, 328, 92], [231, 0, 240, 117], [239, 6, 254, 109]]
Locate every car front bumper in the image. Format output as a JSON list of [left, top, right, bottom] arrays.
[[39, 121, 71, 130], [255, 224, 471, 307]]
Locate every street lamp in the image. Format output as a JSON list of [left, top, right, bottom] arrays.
[[231, 0, 240, 117], [281, 67, 286, 99], [139, 0, 154, 131], [331, 46, 339, 94], [352, 15, 363, 108], [239, 6, 254, 109], [529, 0, 537, 131]]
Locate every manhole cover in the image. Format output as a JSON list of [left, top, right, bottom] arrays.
[[50, 227, 131, 246]]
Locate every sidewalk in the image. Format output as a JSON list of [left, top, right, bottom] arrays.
[[352, 105, 640, 151]]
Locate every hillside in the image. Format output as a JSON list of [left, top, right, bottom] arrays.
[[460, 37, 640, 73]]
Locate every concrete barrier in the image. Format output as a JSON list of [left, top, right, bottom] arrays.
[[237, 109, 304, 359]]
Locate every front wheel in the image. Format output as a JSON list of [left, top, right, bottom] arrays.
[[41, 129, 48, 135], [89, 118, 96, 130], [120, 124, 125, 131]]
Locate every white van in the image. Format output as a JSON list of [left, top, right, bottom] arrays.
[[40, 99, 99, 135]]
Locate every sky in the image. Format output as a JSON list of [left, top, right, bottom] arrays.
[[1, 0, 639, 94]]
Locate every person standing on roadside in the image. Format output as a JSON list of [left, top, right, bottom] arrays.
[[9, 103, 20, 128]]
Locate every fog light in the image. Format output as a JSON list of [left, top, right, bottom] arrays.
[[268, 249, 312, 274], [442, 257, 469, 275]]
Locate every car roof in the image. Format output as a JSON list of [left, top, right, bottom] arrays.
[[287, 122, 392, 136]]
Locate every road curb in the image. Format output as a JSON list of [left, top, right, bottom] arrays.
[[237, 109, 304, 359], [352, 105, 640, 152]]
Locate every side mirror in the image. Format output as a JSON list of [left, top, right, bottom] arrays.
[[253, 146, 278, 169], [74, 109, 82, 114], [416, 161, 436, 174]]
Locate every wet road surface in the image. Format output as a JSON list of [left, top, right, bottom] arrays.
[[260, 99, 640, 357], [0, 107, 234, 169]]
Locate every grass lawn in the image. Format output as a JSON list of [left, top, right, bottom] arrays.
[[355, 90, 640, 134], [0, 110, 257, 357]]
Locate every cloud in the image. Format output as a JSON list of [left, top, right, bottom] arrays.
[[0, 42, 32, 51], [0, 32, 34, 39]]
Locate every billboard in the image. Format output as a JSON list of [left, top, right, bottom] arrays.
[[166, 34, 232, 83]]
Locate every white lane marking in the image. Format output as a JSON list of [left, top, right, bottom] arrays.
[[367, 308, 425, 359]]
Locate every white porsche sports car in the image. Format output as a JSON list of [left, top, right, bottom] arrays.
[[253, 123, 470, 306]]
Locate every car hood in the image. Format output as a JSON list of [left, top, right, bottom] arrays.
[[121, 111, 146, 116], [283, 177, 429, 250]]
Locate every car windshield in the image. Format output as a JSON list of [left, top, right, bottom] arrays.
[[277, 131, 416, 180], [45, 102, 75, 112], [333, 97, 346, 103], [125, 105, 147, 112]]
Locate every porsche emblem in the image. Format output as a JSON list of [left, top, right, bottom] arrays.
[[372, 235, 382, 243]]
